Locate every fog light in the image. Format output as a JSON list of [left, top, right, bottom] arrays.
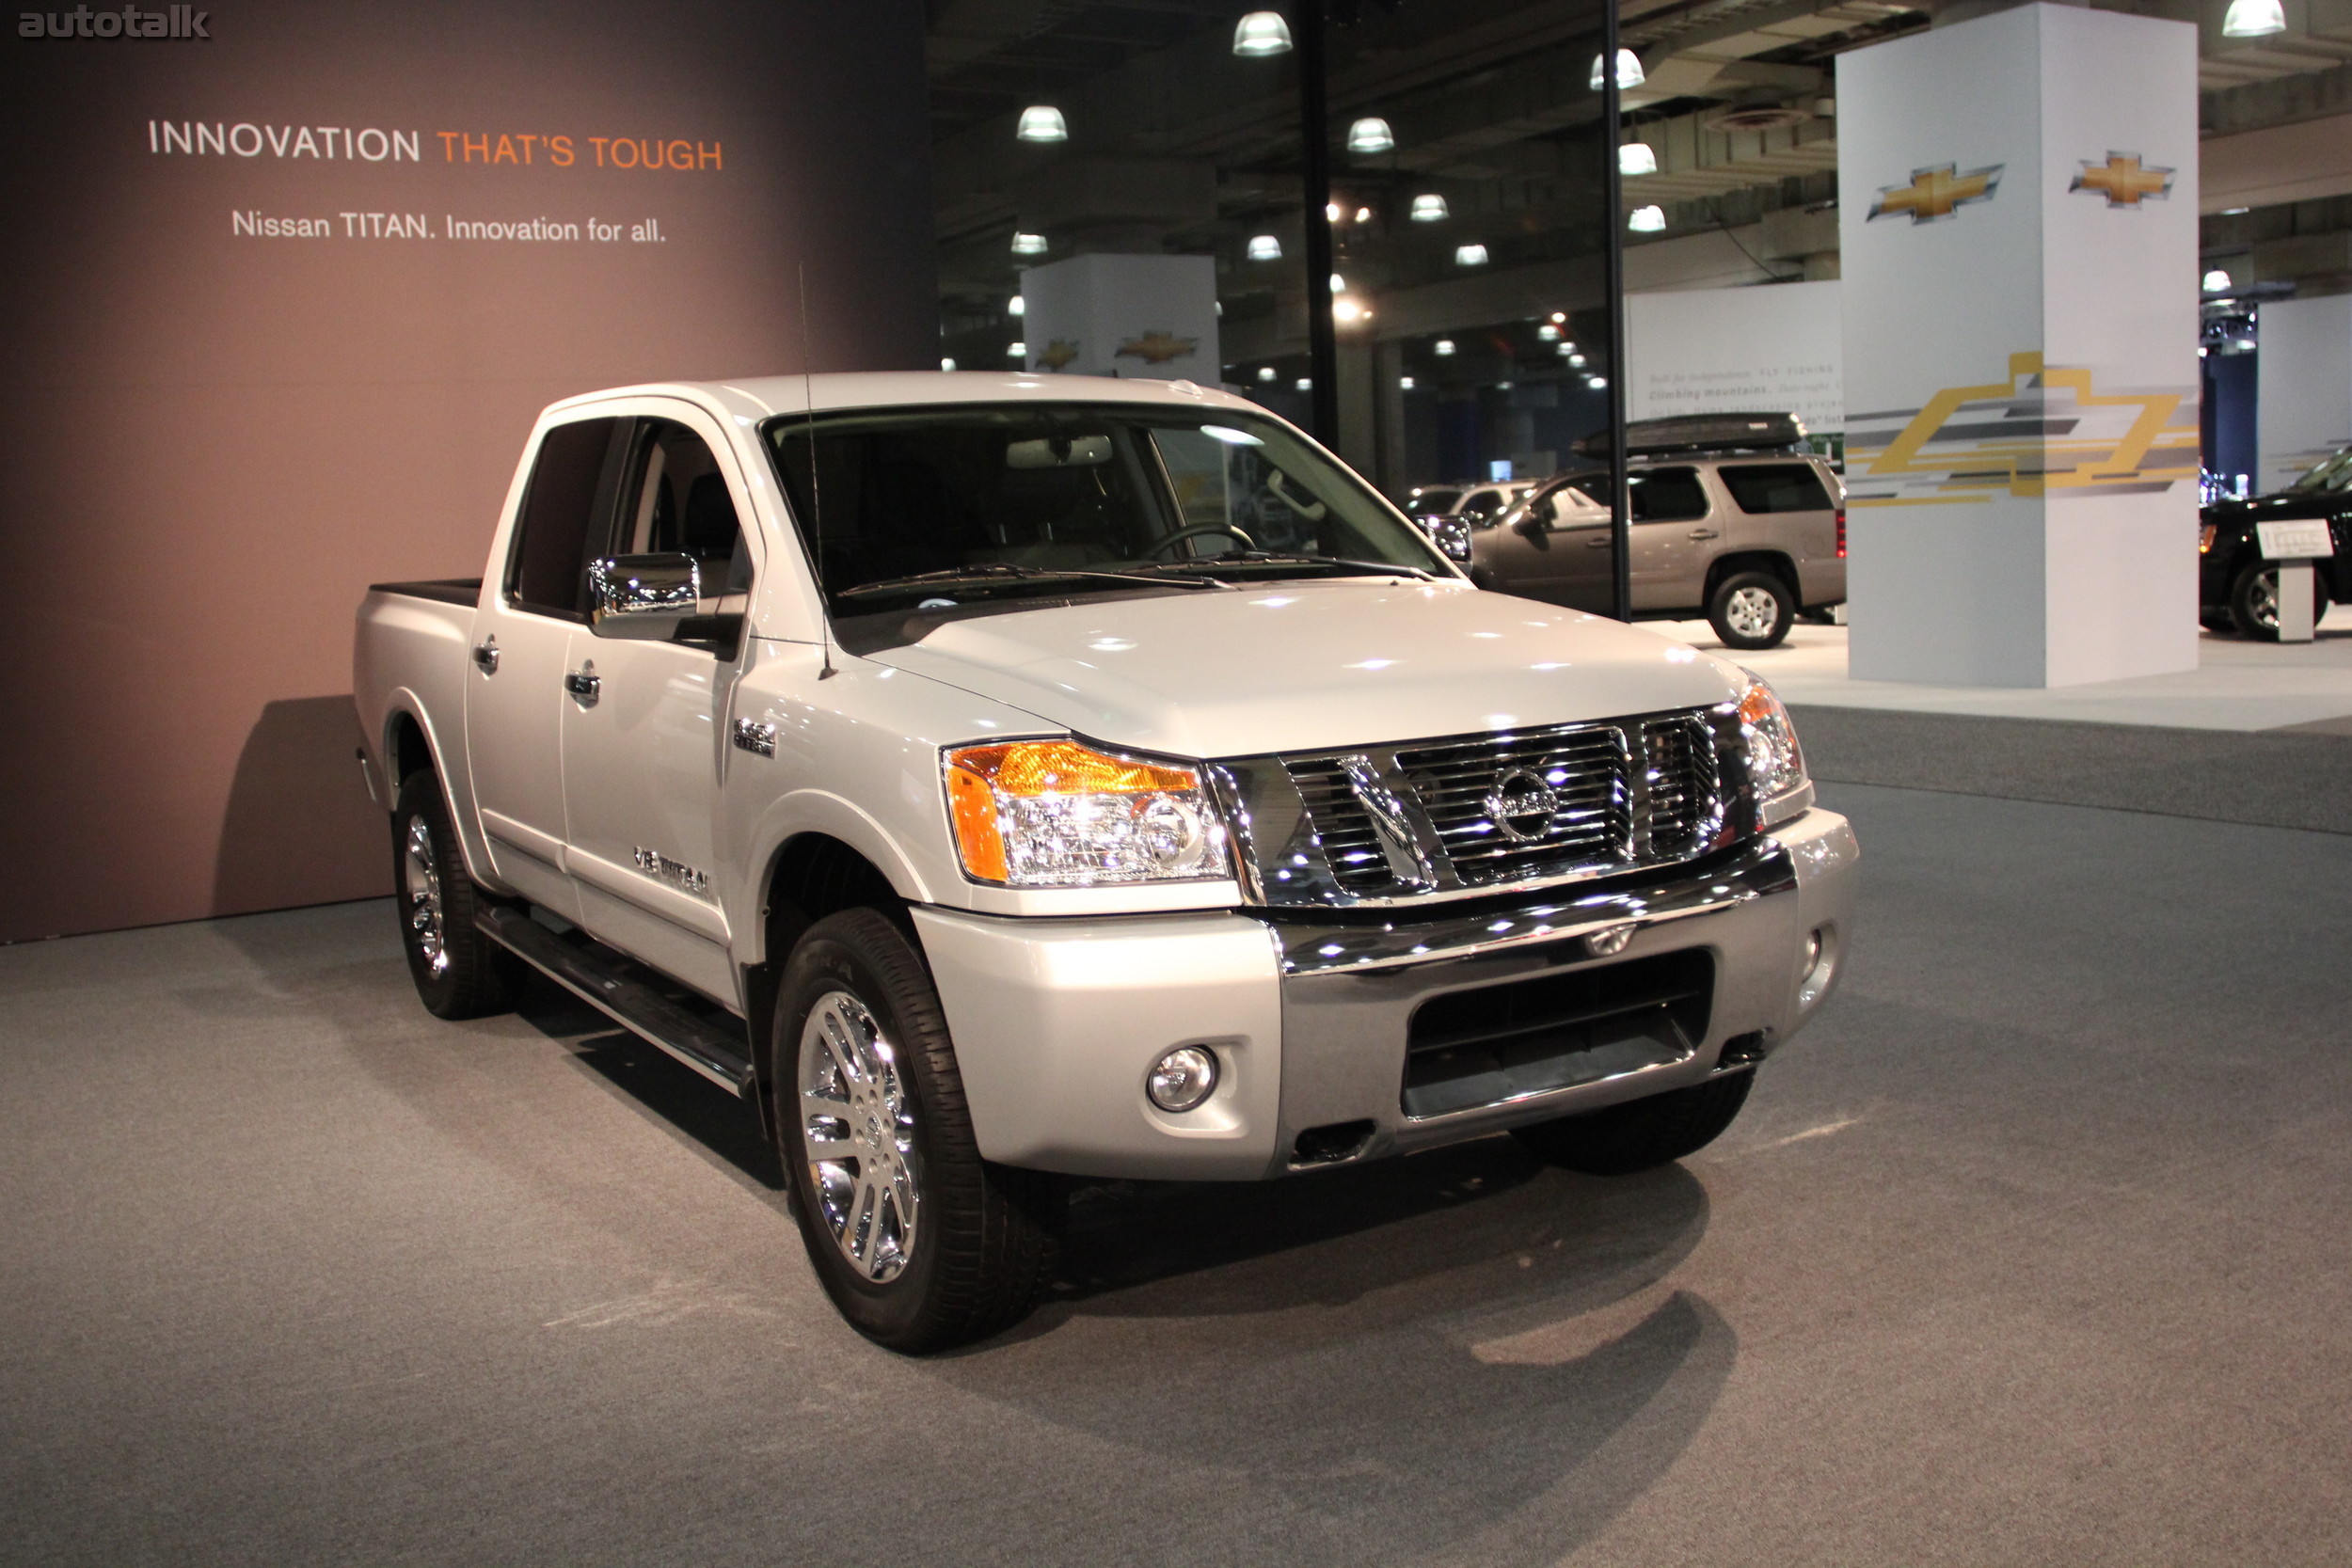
[[1798, 927, 1835, 1008], [1147, 1046, 1218, 1112]]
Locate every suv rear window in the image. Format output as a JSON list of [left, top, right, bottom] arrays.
[[1720, 463, 1831, 514]]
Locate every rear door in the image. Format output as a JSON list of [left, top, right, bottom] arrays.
[[557, 408, 759, 1003], [1623, 465, 1715, 612], [466, 415, 627, 916]]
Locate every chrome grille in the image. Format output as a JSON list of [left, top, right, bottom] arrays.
[[1393, 727, 1630, 886], [1218, 704, 1736, 908], [1283, 760, 1391, 892]]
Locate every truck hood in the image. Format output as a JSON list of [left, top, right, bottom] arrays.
[[864, 578, 1751, 758]]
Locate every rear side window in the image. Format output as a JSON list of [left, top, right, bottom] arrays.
[[506, 417, 624, 616], [1627, 467, 1709, 523], [1720, 463, 1832, 514]]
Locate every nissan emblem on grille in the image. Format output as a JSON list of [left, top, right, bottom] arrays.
[[1484, 768, 1560, 842]]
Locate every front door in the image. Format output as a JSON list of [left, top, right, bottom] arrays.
[[466, 415, 627, 916], [558, 412, 756, 1004], [1480, 480, 1614, 610]]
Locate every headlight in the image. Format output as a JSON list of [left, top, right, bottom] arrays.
[[1737, 674, 1813, 829], [944, 738, 1230, 887]]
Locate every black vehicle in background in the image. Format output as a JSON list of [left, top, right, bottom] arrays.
[[2201, 447, 2352, 638]]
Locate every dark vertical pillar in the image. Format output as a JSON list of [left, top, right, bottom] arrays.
[[1601, 1, 1633, 622], [1298, 3, 1340, 442]]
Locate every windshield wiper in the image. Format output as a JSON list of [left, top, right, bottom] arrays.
[[836, 562, 1221, 601], [1133, 553, 1433, 581]]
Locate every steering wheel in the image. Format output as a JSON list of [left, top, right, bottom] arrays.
[[1143, 522, 1259, 559]]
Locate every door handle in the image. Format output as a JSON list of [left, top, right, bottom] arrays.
[[472, 641, 500, 674], [564, 671, 600, 699], [1688, 529, 1720, 541]]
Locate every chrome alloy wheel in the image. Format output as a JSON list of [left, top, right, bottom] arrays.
[[1724, 585, 1780, 640], [799, 990, 920, 1283], [402, 814, 449, 977]]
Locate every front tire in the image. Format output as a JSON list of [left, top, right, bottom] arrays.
[[391, 770, 523, 1020], [2229, 560, 2325, 640], [1510, 1071, 1755, 1175], [771, 909, 1062, 1354], [1708, 570, 1794, 651]]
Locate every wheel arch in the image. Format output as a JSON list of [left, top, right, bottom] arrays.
[[1705, 549, 1800, 604]]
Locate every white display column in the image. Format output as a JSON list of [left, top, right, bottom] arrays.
[[1017, 253, 1220, 383], [2256, 294, 2352, 494], [1838, 3, 2201, 688]]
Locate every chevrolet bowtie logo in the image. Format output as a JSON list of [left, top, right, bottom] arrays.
[[1114, 330, 1200, 366], [1867, 163, 2003, 224], [1036, 339, 1081, 372], [2070, 151, 2173, 207]]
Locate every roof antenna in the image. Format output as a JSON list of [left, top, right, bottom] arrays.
[[800, 260, 836, 680]]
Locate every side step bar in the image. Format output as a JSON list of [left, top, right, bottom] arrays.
[[476, 906, 755, 1098]]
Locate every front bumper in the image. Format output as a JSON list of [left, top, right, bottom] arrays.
[[914, 807, 1858, 1181]]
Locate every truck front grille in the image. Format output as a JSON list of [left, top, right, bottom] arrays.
[[1227, 705, 1737, 907]]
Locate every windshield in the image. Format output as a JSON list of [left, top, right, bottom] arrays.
[[2287, 448, 2352, 494], [761, 403, 1448, 614]]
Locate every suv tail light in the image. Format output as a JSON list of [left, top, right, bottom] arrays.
[[1836, 504, 1847, 559]]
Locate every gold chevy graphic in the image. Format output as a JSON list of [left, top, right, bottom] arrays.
[[2069, 151, 2172, 207], [1035, 339, 1082, 372], [1114, 330, 1200, 366], [1867, 163, 2003, 224], [1845, 351, 2199, 506]]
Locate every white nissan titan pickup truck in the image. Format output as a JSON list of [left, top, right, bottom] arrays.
[[354, 372, 1857, 1352]]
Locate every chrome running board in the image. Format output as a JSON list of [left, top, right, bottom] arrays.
[[476, 906, 755, 1097]]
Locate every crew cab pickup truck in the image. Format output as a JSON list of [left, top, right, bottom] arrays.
[[355, 373, 1857, 1353]]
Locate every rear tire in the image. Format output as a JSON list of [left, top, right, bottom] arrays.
[[1510, 1071, 1755, 1175], [771, 909, 1062, 1354], [1708, 570, 1794, 651], [391, 770, 524, 1020]]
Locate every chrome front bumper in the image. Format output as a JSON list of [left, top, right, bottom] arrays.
[[914, 808, 1858, 1181]]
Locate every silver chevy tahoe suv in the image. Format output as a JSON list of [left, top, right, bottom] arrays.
[[1465, 415, 1847, 650]]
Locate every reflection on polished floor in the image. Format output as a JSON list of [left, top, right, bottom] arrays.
[[6, 772, 2351, 1565], [1649, 607, 2352, 731]]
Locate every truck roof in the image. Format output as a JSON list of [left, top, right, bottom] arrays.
[[543, 371, 1264, 422]]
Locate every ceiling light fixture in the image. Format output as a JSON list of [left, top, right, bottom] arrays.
[[1590, 49, 1645, 90], [1410, 194, 1449, 222], [940, 357, 956, 372], [1629, 205, 1666, 232], [1232, 11, 1294, 56], [1454, 243, 1489, 266], [1434, 339, 1456, 356], [1247, 233, 1282, 261], [1400, 375, 1416, 389], [2221, 0, 2286, 37], [1008, 341, 1026, 357], [1538, 324, 1560, 341], [1330, 272, 1346, 293], [1011, 231, 1047, 255], [1295, 377, 1311, 390], [1619, 141, 1658, 177], [1355, 206, 1373, 223], [1346, 117, 1395, 154], [1008, 294, 1025, 316], [1015, 105, 1068, 143], [1257, 366, 1277, 382], [2202, 268, 2233, 293]]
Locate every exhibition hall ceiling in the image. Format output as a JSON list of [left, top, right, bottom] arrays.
[[925, 0, 2352, 371]]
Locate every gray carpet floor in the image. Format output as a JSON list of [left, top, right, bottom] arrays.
[[5, 779, 2350, 1564]]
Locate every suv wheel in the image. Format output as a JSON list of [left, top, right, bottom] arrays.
[[1708, 570, 1794, 650], [2229, 560, 2325, 641], [391, 770, 524, 1019], [772, 910, 1063, 1353]]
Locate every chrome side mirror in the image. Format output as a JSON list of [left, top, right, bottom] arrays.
[[586, 554, 700, 639]]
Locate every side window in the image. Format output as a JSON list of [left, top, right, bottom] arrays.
[[1457, 488, 1500, 520], [1628, 467, 1709, 523], [1720, 463, 1832, 514], [616, 420, 753, 604], [507, 417, 624, 616]]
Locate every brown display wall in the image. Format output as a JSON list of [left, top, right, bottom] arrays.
[[0, 0, 935, 942]]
